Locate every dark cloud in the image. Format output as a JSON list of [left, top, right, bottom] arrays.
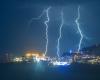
[[0, 0, 100, 55], [18, 0, 98, 5], [1, 0, 99, 8]]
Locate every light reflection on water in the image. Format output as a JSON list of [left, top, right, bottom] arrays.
[[0, 63, 100, 80]]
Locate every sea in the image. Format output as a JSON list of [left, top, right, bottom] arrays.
[[0, 63, 100, 80]]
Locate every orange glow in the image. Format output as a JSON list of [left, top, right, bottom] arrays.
[[32, 54, 39, 57], [25, 51, 44, 58], [26, 53, 32, 57]]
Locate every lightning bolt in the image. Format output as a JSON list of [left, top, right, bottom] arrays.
[[28, 7, 51, 56], [44, 7, 51, 56], [57, 11, 64, 58], [75, 6, 83, 52]]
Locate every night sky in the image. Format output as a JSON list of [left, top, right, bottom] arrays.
[[0, 0, 100, 56]]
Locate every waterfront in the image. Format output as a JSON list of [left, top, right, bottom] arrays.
[[0, 63, 100, 80]]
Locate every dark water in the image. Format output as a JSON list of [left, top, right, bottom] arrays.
[[0, 63, 100, 80]]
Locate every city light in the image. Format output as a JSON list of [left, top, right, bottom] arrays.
[[13, 57, 23, 62], [51, 61, 71, 66], [35, 57, 40, 63]]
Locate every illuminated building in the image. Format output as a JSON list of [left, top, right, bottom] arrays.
[[25, 51, 44, 58], [24, 51, 47, 62]]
